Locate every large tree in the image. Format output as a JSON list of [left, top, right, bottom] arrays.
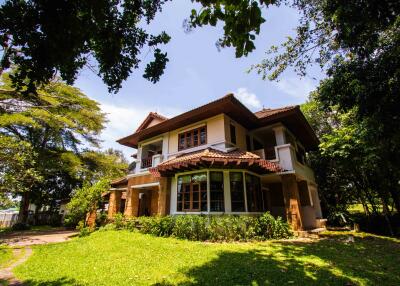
[[0, 0, 278, 92], [0, 0, 171, 93], [191, 1, 400, 216], [0, 72, 127, 223]]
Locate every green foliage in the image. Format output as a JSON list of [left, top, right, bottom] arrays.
[[0, 135, 42, 194], [257, 212, 292, 239], [66, 179, 111, 226], [0, 71, 127, 223], [302, 92, 399, 234], [76, 221, 92, 237], [0, 0, 171, 93], [188, 1, 276, 58], [113, 213, 125, 230], [106, 213, 292, 241]]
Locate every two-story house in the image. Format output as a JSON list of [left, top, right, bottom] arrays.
[[106, 94, 324, 230]]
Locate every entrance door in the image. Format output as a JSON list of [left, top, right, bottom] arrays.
[[182, 183, 201, 212], [138, 193, 148, 216]]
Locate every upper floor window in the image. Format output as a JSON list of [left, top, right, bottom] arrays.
[[178, 126, 207, 151], [230, 123, 236, 145]]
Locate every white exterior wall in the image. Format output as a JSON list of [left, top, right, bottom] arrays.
[[224, 115, 247, 150]]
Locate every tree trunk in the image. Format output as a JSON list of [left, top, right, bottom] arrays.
[[361, 202, 370, 216], [381, 198, 394, 236], [389, 189, 400, 216], [18, 192, 30, 224]]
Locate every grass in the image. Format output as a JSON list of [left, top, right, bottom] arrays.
[[0, 244, 13, 268], [13, 230, 400, 286]]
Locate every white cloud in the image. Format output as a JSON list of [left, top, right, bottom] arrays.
[[99, 103, 182, 159], [234, 88, 262, 110], [273, 77, 316, 101]]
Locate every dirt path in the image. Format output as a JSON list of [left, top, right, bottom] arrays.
[[0, 229, 77, 285], [1, 229, 77, 247], [0, 247, 32, 286]]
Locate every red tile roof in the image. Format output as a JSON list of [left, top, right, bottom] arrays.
[[111, 176, 127, 186], [149, 148, 282, 177], [254, 106, 298, 119]]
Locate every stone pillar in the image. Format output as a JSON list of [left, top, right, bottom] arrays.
[[124, 187, 140, 217], [157, 177, 170, 216], [124, 187, 133, 216], [281, 174, 303, 231], [150, 189, 159, 216], [108, 190, 121, 219]]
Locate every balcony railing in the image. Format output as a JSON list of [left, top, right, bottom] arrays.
[[141, 157, 152, 169]]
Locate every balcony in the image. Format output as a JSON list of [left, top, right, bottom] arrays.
[[141, 157, 153, 169], [140, 154, 164, 170]]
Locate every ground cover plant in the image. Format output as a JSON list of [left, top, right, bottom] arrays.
[[13, 230, 400, 286]]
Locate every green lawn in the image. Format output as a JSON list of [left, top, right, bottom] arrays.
[[0, 244, 13, 268], [13, 230, 400, 286]]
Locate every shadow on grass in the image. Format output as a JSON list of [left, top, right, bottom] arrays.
[[19, 277, 82, 286], [154, 234, 400, 286]]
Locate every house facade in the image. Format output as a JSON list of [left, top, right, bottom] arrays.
[[106, 94, 324, 230]]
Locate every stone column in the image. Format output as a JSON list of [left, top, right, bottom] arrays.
[[108, 190, 121, 219], [281, 174, 304, 231], [125, 187, 140, 217], [157, 177, 170, 216], [124, 187, 133, 216]]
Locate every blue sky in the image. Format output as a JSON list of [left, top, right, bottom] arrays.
[[73, 2, 325, 158]]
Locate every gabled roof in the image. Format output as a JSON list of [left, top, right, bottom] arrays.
[[254, 106, 297, 118], [135, 112, 168, 133], [149, 148, 282, 177], [117, 94, 319, 151]]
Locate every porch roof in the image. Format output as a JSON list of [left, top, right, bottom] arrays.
[[149, 148, 282, 177], [111, 176, 128, 187]]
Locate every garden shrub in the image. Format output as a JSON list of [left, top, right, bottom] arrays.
[[98, 223, 117, 231], [172, 215, 210, 240], [113, 213, 125, 229], [99, 212, 292, 241], [11, 222, 31, 231], [76, 221, 92, 237], [95, 212, 108, 227], [257, 212, 292, 239], [104, 212, 292, 241]]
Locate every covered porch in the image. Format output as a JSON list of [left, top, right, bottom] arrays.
[[107, 174, 170, 218]]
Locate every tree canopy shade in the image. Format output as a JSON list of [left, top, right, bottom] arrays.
[[0, 0, 171, 93], [0, 72, 127, 223]]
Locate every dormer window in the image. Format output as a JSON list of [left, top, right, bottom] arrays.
[[178, 126, 207, 151]]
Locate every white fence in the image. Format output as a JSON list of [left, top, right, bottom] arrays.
[[0, 211, 19, 227]]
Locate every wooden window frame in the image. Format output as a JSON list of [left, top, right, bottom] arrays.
[[229, 172, 245, 212], [177, 173, 207, 212], [210, 171, 224, 212], [178, 126, 207, 151]]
